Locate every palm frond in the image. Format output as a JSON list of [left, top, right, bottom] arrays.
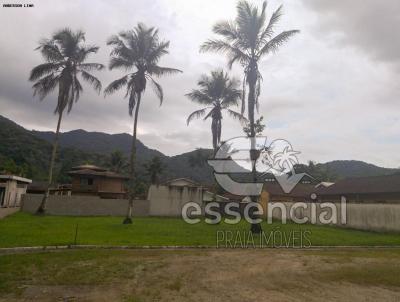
[[79, 63, 104, 72], [257, 30, 299, 57], [36, 39, 64, 62], [32, 74, 59, 100], [185, 90, 213, 105], [104, 75, 128, 96], [109, 57, 133, 70], [226, 109, 248, 124], [149, 77, 163, 106], [259, 4, 283, 43], [148, 66, 182, 76], [29, 62, 63, 81], [186, 108, 209, 125], [80, 70, 102, 93], [212, 21, 240, 42], [146, 41, 170, 63]]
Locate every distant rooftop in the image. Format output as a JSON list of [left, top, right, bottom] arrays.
[[317, 174, 400, 195], [0, 175, 32, 184], [163, 178, 202, 187], [70, 164, 107, 172], [68, 165, 128, 179]]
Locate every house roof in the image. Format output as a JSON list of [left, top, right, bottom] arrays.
[[0, 175, 32, 184], [263, 183, 316, 198], [68, 169, 128, 179], [163, 178, 202, 187], [70, 164, 107, 172], [317, 174, 400, 195]]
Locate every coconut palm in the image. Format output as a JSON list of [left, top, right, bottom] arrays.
[[186, 70, 246, 153], [104, 23, 182, 224], [109, 150, 127, 173], [143, 156, 165, 185], [29, 28, 104, 214], [201, 1, 299, 233]]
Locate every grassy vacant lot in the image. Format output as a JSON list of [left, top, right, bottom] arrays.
[[1, 249, 400, 301], [0, 212, 400, 248]]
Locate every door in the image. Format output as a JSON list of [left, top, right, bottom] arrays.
[[0, 187, 5, 207]]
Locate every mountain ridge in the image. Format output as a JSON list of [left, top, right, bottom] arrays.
[[0, 115, 398, 184]]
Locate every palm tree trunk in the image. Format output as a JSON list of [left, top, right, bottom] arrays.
[[123, 94, 141, 224], [247, 66, 262, 234], [36, 110, 63, 214], [211, 118, 218, 154]]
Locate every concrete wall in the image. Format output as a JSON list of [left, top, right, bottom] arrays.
[[147, 184, 203, 216], [19, 193, 400, 233], [21, 194, 149, 216], [268, 201, 400, 232]]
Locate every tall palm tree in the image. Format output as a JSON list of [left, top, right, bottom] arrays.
[[29, 28, 104, 214], [201, 1, 299, 233], [143, 156, 165, 185], [104, 23, 182, 224], [186, 70, 246, 153]]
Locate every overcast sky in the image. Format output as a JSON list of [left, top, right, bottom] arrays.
[[0, 0, 399, 168]]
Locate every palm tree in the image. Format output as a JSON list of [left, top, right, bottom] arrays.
[[109, 150, 127, 173], [201, 1, 299, 233], [186, 70, 246, 153], [29, 28, 104, 214], [104, 23, 182, 224], [143, 156, 165, 185]]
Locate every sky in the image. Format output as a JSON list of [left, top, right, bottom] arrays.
[[0, 0, 399, 168]]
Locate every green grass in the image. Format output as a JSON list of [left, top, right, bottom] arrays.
[[0, 249, 150, 294], [0, 212, 399, 248]]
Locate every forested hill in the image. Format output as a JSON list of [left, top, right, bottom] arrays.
[[0, 115, 398, 185]]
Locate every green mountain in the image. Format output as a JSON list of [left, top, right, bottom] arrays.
[[0, 115, 109, 183], [0, 115, 398, 185]]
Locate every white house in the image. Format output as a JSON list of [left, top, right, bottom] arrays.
[[0, 175, 32, 208]]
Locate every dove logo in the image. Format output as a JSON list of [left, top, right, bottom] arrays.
[[208, 136, 307, 196]]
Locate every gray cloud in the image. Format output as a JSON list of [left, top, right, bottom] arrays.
[[303, 0, 400, 65], [0, 0, 399, 168]]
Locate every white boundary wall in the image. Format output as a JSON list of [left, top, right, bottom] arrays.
[[268, 202, 400, 232]]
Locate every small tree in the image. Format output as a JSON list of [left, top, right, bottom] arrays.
[[109, 150, 127, 173], [243, 116, 266, 137], [143, 156, 165, 185]]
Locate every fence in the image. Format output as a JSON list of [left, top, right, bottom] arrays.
[[268, 202, 400, 232]]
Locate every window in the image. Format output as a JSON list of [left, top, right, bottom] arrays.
[[80, 178, 94, 186]]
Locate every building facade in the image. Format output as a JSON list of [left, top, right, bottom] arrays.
[[0, 175, 32, 208], [68, 164, 128, 199]]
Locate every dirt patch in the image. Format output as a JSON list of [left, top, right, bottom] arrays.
[[1, 249, 400, 301]]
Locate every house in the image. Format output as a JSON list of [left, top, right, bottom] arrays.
[[68, 164, 128, 199], [0, 175, 32, 208], [261, 182, 317, 203], [316, 174, 400, 203]]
